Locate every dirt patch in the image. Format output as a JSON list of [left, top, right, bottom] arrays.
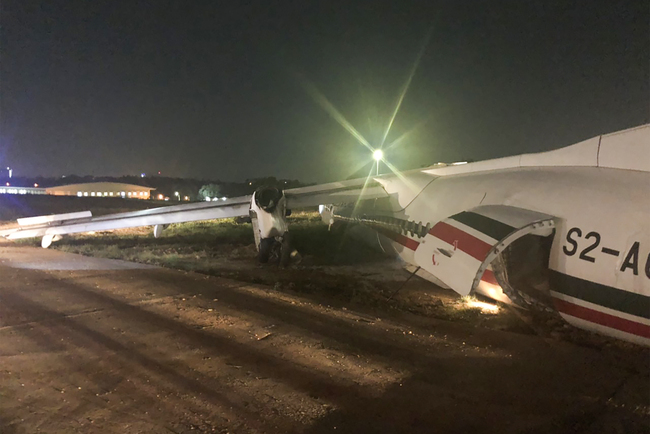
[[0, 247, 648, 434]]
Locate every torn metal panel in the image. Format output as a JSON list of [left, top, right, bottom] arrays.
[[414, 205, 555, 296]]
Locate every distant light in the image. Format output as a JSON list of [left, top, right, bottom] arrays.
[[221, 197, 227, 201], [77, 192, 82, 197], [205, 197, 211, 202], [91, 192, 96, 196], [452, 161, 468, 166], [5, 182, 9, 186], [183, 196, 189, 201], [249, 182, 252, 186], [34, 183, 39, 187], [140, 173, 146, 177], [373, 149, 384, 161], [164, 197, 169, 201], [174, 191, 179, 196], [158, 194, 164, 200], [158, 171, 161, 175]]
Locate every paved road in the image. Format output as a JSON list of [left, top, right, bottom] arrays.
[[0, 245, 647, 433]]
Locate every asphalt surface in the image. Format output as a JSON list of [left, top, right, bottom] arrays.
[[0, 245, 648, 433]]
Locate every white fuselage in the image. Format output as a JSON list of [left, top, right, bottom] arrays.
[[329, 124, 650, 345], [348, 164, 649, 345]]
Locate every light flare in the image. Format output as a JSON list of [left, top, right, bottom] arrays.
[[379, 157, 422, 194], [385, 115, 432, 151], [296, 24, 435, 187], [297, 76, 373, 152], [351, 164, 380, 218], [380, 26, 434, 148]]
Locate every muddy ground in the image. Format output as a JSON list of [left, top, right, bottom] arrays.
[[0, 243, 648, 434]]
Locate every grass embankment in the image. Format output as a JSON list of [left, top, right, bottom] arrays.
[[53, 211, 385, 266]]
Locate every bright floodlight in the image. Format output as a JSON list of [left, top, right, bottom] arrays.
[[373, 149, 384, 161]]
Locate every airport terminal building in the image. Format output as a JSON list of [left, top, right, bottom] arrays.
[[47, 182, 154, 199], [0, 182, 154, 199]]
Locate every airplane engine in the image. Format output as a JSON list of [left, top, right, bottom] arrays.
[[250, 186, 291, 264]]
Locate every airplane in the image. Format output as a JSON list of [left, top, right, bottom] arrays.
[[1, 124, 648, 346]]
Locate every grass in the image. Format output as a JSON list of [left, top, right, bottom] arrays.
[[53, 211, 386, 267]]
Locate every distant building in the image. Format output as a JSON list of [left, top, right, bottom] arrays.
[[45, 182, 154, 199], [0, 186, 45, 195]]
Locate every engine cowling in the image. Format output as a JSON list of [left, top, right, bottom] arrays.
[[250, 186, 289, 252]]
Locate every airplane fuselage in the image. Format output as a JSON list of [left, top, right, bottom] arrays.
[[373, 166, 648, 345], [328, 127, 650, 345]]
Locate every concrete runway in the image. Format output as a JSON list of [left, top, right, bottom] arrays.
[[0, 245, 648, 433]]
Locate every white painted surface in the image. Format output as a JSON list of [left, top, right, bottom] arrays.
[[598, 124, 650, 172], [18, 211, 92, 227]]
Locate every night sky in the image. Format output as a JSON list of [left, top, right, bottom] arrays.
[[2, 1, 648, 183]]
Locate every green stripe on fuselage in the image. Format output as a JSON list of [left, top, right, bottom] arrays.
[[549, 270, 650, 320]]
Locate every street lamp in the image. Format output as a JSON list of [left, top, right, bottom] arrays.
[[372, 149, 383, 175], [174, 191, 180, 201]]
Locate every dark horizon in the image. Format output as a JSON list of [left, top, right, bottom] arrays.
[[2, 0, 648, 183]]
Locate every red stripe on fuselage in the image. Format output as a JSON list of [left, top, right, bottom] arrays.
[[429, 221, 493, 261], [375, 227, 419, 251], [480, 269, 498, 285], [552, 297, 650, 339]]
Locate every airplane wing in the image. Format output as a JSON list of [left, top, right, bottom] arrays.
[[0, 175, 390, 247], [0, 197, 252, 247], [285, 177, 388, 208]]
